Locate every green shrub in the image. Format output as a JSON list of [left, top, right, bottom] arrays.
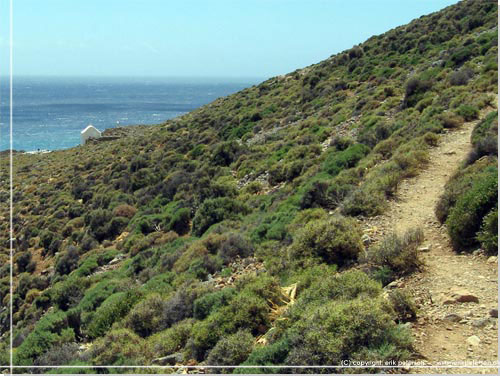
[[147, 319, 194, 358], [290, 216, 363, 266], [206, 330, 254, 372], [284, 297, 412, 369], [85, 290, 142, 339], [124, 293, 164, 337], [446, 167, 497, 250], [470, 111, 498, 159], [477, 207, 498, 255], [169, 208, 191, 235], [364, 228, 423, 278], [193, 288, 236, 320], [14, 310, 73, 366], [455, 104, 479, 121], [322, 144, 370, 176], [436, 158, 496, 223], [192, 198, 249, 236], [90, 328, 151, 366], [388, 289, 418, 323]]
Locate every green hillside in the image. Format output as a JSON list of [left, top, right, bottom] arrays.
[[0, 0, 497, 372]]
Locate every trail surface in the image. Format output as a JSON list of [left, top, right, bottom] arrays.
[[364, 101, 498, 374]]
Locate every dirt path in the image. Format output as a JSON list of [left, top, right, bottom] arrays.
[[364, 103, 498, 374]]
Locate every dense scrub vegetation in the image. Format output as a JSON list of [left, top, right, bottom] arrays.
[[0, 0, 497, 372], [436, 110, 498, 253]]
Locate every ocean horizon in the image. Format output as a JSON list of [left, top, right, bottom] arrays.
[[0, 76, 262, 152]]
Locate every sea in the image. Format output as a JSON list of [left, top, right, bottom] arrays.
[[0, 76, 260, 152]]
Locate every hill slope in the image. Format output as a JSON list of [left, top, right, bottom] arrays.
[[0, 0, 498, 372]]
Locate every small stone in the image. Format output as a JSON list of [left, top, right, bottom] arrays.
[[152, 353, 184, 365], [466, 335, 481, 346], [489, 309, 498, 318], [418, 245, 431, 252], [487, 256, 497, 264], [443, 313, 462, 322], [452, 290, 479, 303]]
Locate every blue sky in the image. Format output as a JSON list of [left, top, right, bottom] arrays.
[[0, 0, 459, 78]]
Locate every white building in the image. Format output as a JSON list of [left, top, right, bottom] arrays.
[[80, 125, 102, 145]]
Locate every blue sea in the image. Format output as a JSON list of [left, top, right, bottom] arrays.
[[0, 77, 259, 152]]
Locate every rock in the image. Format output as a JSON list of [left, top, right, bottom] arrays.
[[152, 353, 184, 365], [466, 335, 481, 346], [418, 245, 431, 252], [487, 256, 497, 264], [443, 313, 462, 322], [444, 289, 479, 304], [472, 318, 491, 328], [489, 308, 498, 318]]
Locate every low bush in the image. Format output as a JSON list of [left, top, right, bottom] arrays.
[[364, 228, 423, 278], [192, 198, 249, 236], [289, 216, 363, 267], [124, 293, 164, 337], [435, 157, 496, 223], [388, 289, 418, 323], [90, 328, 151, 366], [14, 310, 74, 366], [218, 233, 254, 264], [447, 167, 497, 250], [477, 207, 498, 255], [84, 290, 142, 339], [206, 330, 254, 372], [147, 319, 194, 358], [193, 288, 236, 320], [455, 104, 479, 121], [322, 144, 370, 176]]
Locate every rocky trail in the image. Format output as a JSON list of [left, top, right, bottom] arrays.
[[365, 101, 498, 374]]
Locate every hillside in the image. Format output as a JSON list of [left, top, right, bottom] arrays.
[[0, 0, 498, 373]]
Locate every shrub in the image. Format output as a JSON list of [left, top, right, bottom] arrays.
[[439, 113, 464, 129], [85, 290, 142, 339], [322, 144, 370, 176], [192, 198, 249, 236], [364, 228, 423, 278], [284, 297, 412, 368], [168, 208, 191, 235], [403, 77, 432, 108], [448, 69, 473, 86], [206, 330, 254, 372], [193, 288, 236, 320], [289, 216, 363, 266], [14, 310, 73, 366], [477, 207, 498, 255], [51, 277, 87, 311], [16, 252, 32, 273], [161, 288, 200, 329], [90, 328, 151, 366], [124, 293, 164, 337], [470, 111, 498, 159], [147, 319, 194, 357], [55, 246, 80, 276], [33, 342, 81, 368], [218, 233, 254, 264], [455, 104, 479, 121], [113, 204, 137, 218], [446, 167, 497, 250], [436, 158, 496, 223], [388, 289, 417, 323]]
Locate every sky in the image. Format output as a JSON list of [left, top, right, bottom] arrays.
[[0, 0, 460, 78]]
